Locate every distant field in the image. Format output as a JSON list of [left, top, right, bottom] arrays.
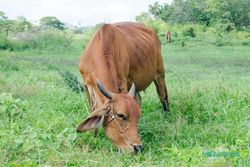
[[0, 42, 249, 166]]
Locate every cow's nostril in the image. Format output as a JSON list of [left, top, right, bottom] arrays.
[[133, 144, 143, 153]]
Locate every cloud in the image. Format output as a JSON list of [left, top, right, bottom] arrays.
[[0, 0, 172, 26]]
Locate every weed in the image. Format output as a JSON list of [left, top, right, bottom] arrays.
[[58, 70, 84, 93]]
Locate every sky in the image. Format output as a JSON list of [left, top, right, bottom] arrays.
[[0, 0, 172, 26]]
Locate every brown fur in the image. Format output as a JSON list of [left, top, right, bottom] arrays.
[[77, 22, 169, 152]]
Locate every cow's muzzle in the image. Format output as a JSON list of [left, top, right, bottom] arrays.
[[133, 144, 143, 153]]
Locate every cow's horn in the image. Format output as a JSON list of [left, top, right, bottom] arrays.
[[128, 83, 136, 97], [96, 80, 113, 99]]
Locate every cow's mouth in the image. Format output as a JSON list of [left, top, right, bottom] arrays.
[[117, 144, 143, 154]]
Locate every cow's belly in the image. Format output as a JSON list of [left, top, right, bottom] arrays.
[[128, 67, 156, 92]]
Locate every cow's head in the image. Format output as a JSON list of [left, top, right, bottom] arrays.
[[76, 80, 143, 153]]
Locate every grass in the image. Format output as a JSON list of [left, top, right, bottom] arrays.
[[0, 40, 250, 166]]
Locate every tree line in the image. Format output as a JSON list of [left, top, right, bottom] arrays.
[[0, 11, 66, 36], [137, 0, 250, 31], [0, 11, 77, 51]]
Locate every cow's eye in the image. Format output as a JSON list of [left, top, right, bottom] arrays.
[[117, 113, 127, 120]]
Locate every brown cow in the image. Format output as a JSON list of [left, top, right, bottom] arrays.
[[166, 31, 172, 43], [76, 22, 169, 153]]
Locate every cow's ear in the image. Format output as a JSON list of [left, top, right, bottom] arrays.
[[76, 114, 104, 132], [76, 104, 109, 132]]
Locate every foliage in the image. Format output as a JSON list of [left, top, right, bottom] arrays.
[[40, 16, 65, 30], [26, 28, 72, 49], [0, 93, 28, 124], [221, 0, 250, 29], [58, 70, 84, 93], [0, 11, 7, 20], [134, 13, 250, 47], [182, 26, 196, 37], [148, 0, 212, 25], [14, 16, 32, 33], [0, 19, 15, 36], [0, 12, 93, 52], [147, 0, 250, 29], [0, 28, 75, 51], [135, 12, 152, 23], [0, 13, 32, 36], [0, 35, 10, 49]]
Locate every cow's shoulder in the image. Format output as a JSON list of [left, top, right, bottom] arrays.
[[99, 24, 115, 37]]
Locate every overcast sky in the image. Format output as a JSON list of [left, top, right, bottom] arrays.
[[0, 0, 172, 26]]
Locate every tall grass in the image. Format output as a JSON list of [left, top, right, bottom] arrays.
[[0, 41, 249, 166], [0, 28, 86, 51]]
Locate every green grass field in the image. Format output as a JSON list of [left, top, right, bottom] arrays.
[[0, 41, 250, 166]]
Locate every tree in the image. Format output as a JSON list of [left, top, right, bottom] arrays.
[[148, 2, 173, 22], [146, 0, 250, 29], [135, 12, 152, 23], [0, 11, 12, 36], [222, 0, 250, 29], [13, 16, 32, 33], [185, 0, 212, 26], [0, 15, 32, 35], [0, 18, 14, 36], [168, 0, 190, 24], [148, 2, 163, 19], [0, 11, 7, 20], [40, 16, 65, 30]]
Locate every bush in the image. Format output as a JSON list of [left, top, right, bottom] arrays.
[[16, 28, 73, 50], [36, 29, 72, 49], [0, 35, 30, 51], [182, 27, 196, 37], [0, 92, 28, 124], [0, 35, 10, 50], [181, 40, 185, 47], [58, 70, 84, 93], [0, 28, 74, 51], [241, 40, 250, 46]]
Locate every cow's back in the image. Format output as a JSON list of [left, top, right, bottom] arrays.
[[79, 22, 164, 93], [113, 22, 164, 91]]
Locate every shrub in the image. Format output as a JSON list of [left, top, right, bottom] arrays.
[[241, 40, 250, 46], [15, 27, 73, 50], [182, 27, 196, 37], [0, 28, 74, 51], [35, 29, 73, 49], [58, 70, 84, 93], [0, 35, 10, 50], [0, 93, 28, 124], [181, 40, 185, 47]]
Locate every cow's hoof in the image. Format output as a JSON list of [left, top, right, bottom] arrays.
[[162, 103, 170, 113], [164, 109, 170, 113]]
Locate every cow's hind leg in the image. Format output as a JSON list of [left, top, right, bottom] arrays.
[[154, 74, 170, 113]]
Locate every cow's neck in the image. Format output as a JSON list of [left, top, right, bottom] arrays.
[[95, 51, 120, 94], [91, 68, 119, 111], [97, 28, 120, 94], [91, 26, 121, 110]]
